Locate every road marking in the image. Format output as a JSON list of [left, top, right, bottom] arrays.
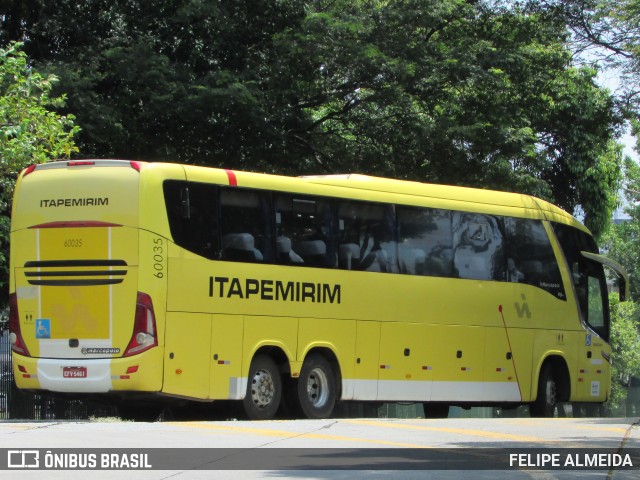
[[168, 422, 432, 448], [571, 425, 628, 434], [344, 419, 548, 443], [506, 418, 630, 434]]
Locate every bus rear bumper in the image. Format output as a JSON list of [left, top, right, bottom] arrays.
[[12, 348, 163, 393]]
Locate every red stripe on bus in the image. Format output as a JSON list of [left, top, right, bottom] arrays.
[[225, 169, 238, 186]]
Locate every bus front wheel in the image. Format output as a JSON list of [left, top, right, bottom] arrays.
[[243, 354, 282, 420], [530, 364, 558, 417], [298, 354, 337, 419]]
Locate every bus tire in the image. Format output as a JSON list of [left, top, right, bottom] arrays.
[[298, 354, 337, 419], [530, 364, 558, 417], [243, 354, 282, 420]]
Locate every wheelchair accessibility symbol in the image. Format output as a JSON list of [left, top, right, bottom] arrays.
[[35, 319, 51, 339]]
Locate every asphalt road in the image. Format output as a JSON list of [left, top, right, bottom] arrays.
[[0, 416, 638, 479]]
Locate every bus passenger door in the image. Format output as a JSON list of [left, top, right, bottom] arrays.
[[568, 256, 611, 403], [163, 312, 211, 399], [577, 330, 608, 402], [576, 265, 611, 402], [210, 314, 245, 400]]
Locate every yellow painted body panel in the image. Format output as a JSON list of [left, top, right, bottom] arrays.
[[352, 321, 381, 400], [503, 328, 534, 401], [298, 317, 356, 380], [39, 228, 110, 340], [163, 312, 211, 399], [210, 314, 245, 399], [243, 315, 298, 374]]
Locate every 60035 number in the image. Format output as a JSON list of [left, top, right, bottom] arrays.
[[153, 238, 164, 278]]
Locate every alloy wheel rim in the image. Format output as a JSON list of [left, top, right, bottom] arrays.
[[306, 367, 329, 407], [251, 369, 275, 408]]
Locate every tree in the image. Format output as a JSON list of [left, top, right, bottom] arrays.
[[270, 1, 624, 234], [600, 158, 640, 300], [0, 1, 624, 235], [607, 295, 640, 415], [599, 159, 640, 414], [0, 42, 79, 313], [542, 0, 640, 112]]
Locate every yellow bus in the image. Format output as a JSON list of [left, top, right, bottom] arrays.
[[9, 160, 627, 420]]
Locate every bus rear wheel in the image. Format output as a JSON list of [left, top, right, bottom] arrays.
[[298, 354, 337, 419], [243, 354, 282, 420], [530, 364, 558, 417]]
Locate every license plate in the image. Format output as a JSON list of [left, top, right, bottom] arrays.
[[63, 367, 87, 378]]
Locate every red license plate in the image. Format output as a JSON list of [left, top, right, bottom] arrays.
[[63, 367, 87, 378]]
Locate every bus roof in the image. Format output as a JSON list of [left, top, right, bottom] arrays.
[[300, 173, 581, 228], [18, 160, 586, 233], [143, 162, 587, 232]]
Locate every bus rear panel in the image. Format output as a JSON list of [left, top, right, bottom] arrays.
[[10, 160, 162, 396]]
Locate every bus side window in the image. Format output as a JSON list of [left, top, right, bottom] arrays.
[[452, 213, 504, 281], [338, 201, 395, 273], [504, 218, 565, 299], [220, 188, 272, 263], [163, 180, 218, 259], [398, 207, 452, 277], [274, 194, 336, 268]]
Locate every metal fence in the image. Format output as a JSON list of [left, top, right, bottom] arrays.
[[0, 330, 116, 420]]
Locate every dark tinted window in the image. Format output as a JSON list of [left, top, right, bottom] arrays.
[[164, 179, 573, 300], [398, 207, 452, 276], [452, 212, 505, 281], [338, 201, 396, 272], [274, 194, 336, 267], [553, 222, 599, 259], [504, 219, 565, 299], [219, 188, 272, 263], [163, 180, 218, 259]]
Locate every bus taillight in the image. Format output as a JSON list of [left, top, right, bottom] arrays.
[[124, 292, 158, 357], [9, 293, 30, 356]]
